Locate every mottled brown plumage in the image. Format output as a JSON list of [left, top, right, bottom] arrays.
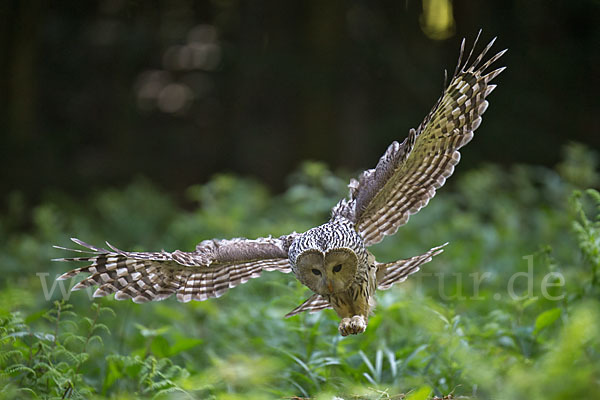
[[333, 33, 506, 247], [54, 33, 505, 336]]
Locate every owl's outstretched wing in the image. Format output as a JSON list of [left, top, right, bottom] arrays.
[[376, 243, 447, 290], [54, 235, 296, 303], [333, 33, 506, 246]]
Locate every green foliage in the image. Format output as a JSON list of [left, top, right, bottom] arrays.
[[1, 146, 600, 399], [0, 301, 112, 399], [570, 188, 600, 288]]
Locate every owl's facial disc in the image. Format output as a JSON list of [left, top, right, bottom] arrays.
[[295, 249, 358, 295], [323, 249, 358, 293]]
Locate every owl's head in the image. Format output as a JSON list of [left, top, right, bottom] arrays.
[[294, 248, 358, 295]]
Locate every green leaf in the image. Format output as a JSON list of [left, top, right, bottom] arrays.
[[169, 334, 203, 356], [24, 310, 46, 324], [135, 323, 170, 338], [522, 297, 539, 310], [150, 336, 170, 358], [406, 385, 432, 400], [534, 308, 562, 335], [102, 356, 124, 393]]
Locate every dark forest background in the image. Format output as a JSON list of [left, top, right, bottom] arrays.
[[1, 0, 598, 206], [2, 2, 600, 398]]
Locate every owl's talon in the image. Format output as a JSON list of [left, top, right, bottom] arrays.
[[339, 318, 351, 336], [338, 315, 367, 336]]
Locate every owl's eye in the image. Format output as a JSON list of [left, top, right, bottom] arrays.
[[332, 264, 342, 273], [312, 269, 322, 276]]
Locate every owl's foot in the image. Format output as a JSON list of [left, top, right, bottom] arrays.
[[338, 315, 367, 336]]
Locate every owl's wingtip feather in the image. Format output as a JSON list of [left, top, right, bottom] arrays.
[[56, 271, 74, 280]]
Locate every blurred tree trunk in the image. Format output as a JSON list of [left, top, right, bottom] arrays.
[[3, 0, 42, 143], [302, 0, 345, 162]]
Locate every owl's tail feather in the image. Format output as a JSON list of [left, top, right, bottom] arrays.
[[376, 243, 448, 290], [285, 293, 332, 318]]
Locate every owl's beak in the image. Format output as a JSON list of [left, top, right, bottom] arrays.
[[327, 281, 333, 293]]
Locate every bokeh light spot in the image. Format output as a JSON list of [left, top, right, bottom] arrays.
[[157, 83, 192, 114]]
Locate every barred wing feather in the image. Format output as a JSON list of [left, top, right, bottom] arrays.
[[54, 235, 295, 304], [334, 33, 506, 246], [376, 243, 447, 290]]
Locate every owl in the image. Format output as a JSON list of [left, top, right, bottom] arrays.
[[54, 33, 505, 336]]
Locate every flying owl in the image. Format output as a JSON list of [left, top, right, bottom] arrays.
[[54, 33, 505, 336]]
